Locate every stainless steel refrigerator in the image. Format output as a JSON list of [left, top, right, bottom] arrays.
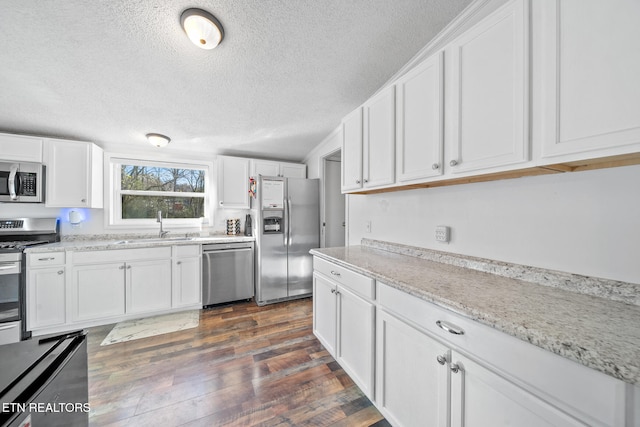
[[252, 176, 319, 305]]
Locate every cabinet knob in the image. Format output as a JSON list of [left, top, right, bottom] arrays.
[[355, 180, 361, 184], [449, 160, 458, 167], [432, 163, 439, 170], [57, 270, 64, 275], [364, 179, 369, 183], [331, 289, 336, 294], [81, 198, 86, 203], [450, 363, 461, 374], [127, 265, 132, 269], [436, 354, 447, 365], [219, 201, 224, 206], [119, 265, 125, 270], [176, 261, 182, 265]]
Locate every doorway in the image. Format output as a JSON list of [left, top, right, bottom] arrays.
[[321, 149, 345, 247]]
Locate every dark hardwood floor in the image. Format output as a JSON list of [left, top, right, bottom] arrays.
[[87, 298, 389, 426]]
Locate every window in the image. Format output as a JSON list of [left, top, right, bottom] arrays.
[[109, 157, 210, 226]]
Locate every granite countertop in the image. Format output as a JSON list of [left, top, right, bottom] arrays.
[[25, 235, 255, 253], [310, 241, 640, 386]]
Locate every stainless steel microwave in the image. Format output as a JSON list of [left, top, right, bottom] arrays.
[[0, 161, 45, 203]]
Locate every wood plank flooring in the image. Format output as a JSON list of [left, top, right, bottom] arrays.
[[87, 298, 389, 427]]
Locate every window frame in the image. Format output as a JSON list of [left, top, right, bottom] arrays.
[[107, 154, 213, 229]]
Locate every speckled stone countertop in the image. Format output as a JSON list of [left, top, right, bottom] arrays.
[[310, 241, 640, 386], [24, 234, 255, 253]]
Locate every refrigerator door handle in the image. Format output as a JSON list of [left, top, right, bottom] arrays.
[[283, 198, 289, 247], [287, 197, 293, 246]]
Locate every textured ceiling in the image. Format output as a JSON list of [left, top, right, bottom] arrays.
[[0, 0, 471, 161]]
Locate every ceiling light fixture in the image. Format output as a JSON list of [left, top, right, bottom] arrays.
[[180, 8, 224, 50], [146, 133, 171, 147]]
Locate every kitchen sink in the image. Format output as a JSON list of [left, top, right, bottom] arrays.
[[113, 237, 196, 244]]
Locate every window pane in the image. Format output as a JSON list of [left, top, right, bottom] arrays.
[[122, 195, 205, 219], [121, 165, 205, 193]]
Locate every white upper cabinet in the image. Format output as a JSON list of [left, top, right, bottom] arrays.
[[446, 0, 530, 175], [217, 155, 250, 209], [45, 139, 104, 208], [0, 133, 44, 162], [396, 51, 445, 183], [341, 107, 364, 192], [251, 159, 306, 178], [363, 85, 396, 188], [536, 0, 640, 162]]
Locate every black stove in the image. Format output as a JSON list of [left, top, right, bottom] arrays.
[[0, 218, 60, 344]]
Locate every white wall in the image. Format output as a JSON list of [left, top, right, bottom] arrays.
[[346, 165, 640, 284]]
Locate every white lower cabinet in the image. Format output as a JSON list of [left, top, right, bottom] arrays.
[[27, 266, 66, 329], [376, 310, 449, 427], [125, 259, 172, 315], [172, 245, 202, 308], [312, 262, 375, 399], [450, 351, 584, 427], [72, 262, 126, 322]]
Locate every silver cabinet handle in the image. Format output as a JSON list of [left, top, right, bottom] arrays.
[[335, 290, 340, 295], [330, 289, 336, 294], [436, 320, 465, 335], [450, 363, 461, 374], [436, 354, 447, 365], [449, 160, 458, 167], [119, 265, 125, 270], [57, 270, 64, 275], [330, 271, 341, 278], [355, 179, 361, 184], [432, 163, 439, 170], [38, 257, 56, 261]]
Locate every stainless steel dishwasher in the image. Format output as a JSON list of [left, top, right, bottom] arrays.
[[202, 241, 254, 306]]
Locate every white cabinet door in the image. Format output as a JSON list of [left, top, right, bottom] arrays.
[[0, 133, 43, 162], [45, 139, 103, 208], [72, 263, 125, 321], [396, 51, 445, 183], [217, 156, 250, 209], [363, 85, 395, 188], [341, 107, 363, 192], [376, 310, 450, 427], [450, 352, 585, 427], [126, 259, 172, 314], [312, 273, 337, 356], [538, 0, 640, 161], [172, 256, 201, 307], [337, 285, 375, 399], [251, 160, 280, 177], [280, 163, 306, 178], [446, 0, 529, 174], [27, 267, 66, 329]]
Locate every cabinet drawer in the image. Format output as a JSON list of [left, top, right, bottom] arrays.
[[378, 282, 628, 426], [314, 257, 374, 300], [72, 247, 171, 264], [28, 252, 65, 267], [174, 244, 200, 258]]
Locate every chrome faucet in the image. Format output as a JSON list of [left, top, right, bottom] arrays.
[[157, 210, 169, 238]]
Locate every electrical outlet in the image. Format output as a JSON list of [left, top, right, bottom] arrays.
[[365, 220, 371, 233], [435, 225, 450, 243]]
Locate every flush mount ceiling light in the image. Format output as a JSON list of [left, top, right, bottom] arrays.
[[180, 8, 224, 50], [146, 133, 171, 147]]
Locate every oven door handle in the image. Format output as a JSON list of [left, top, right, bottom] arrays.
[[0, 263, 20, 274], [8, 164, 18, 200], [0, 324, 19, 331]]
